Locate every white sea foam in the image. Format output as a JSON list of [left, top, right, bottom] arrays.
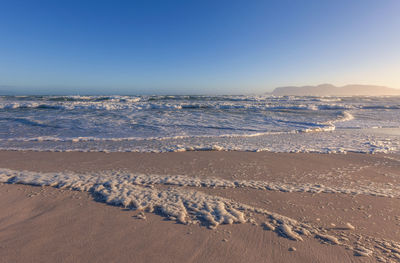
[[0, 128, 398, 153], [1, 167, 400, 261]]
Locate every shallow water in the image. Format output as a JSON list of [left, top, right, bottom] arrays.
[[1, 95, 399, 153]]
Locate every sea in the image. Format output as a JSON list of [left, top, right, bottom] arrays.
[[0, 95, 399, 153]]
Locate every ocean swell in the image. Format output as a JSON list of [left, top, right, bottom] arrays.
[[0, 95, 399, 153]]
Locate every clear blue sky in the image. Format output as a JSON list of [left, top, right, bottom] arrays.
[[0, 0, 399, 94]]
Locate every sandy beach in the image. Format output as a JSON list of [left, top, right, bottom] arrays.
[[0, 151, 399, 263]]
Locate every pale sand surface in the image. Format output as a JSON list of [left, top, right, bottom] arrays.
[[1, 151, 400, 262]]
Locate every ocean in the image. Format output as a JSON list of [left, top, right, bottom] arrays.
[[1, 95, 399, 153]]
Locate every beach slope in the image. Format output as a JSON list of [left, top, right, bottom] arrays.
[[0, 151, 399, 263]]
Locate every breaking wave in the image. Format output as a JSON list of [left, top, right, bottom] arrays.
[[0, 95, 399, 153]]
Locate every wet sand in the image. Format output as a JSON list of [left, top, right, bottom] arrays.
[[1, 151, 399, 263]]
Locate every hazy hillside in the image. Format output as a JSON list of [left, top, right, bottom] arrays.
[[270, 84, 400, 96]]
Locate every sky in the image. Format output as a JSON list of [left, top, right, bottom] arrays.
[[0, 0, 399, 95]]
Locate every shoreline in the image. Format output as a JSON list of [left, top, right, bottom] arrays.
[[1, 150, 399, 262], [1, 127, 399, 154]]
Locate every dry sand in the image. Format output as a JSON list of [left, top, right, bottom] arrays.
[[0, 151, 399, 263]]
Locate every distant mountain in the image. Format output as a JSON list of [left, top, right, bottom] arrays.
[[270, 84, 400, 96]]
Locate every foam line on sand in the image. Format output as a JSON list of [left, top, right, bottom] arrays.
[[1, 168, 400, 261]]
